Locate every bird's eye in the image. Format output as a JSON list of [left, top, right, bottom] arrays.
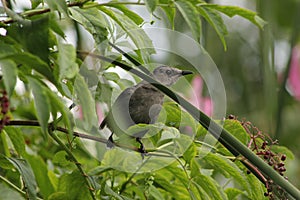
[[166, 70, 171, 75]]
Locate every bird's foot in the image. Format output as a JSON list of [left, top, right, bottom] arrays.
[[136, 138, 148, 159]]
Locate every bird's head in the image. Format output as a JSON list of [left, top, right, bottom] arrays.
[[152, 66, 193, 86]]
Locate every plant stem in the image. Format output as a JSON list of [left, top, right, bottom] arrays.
[[48, 126, 96, 200]]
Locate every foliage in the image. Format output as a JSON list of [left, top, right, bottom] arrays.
[[0, 0, 298, 200]]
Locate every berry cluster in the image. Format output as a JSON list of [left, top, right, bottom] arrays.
[[228, 115, 288, 199], [0, 90, 10, 132]]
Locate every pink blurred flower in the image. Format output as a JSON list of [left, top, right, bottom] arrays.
[[288, 45, 300, 101], [76, 103, 104, 125], [188, 75, 213, 116]]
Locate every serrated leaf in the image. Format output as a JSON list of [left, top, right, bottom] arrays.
[[107, 4, 144, 25], [223, 119, 250, 145], [25, 155, 55, 198], [198, 6, 228, 50], [246, 173, 267, 199], [200, 153, 251, 194], [74, 74, 98, 131], [0, 59, 17, 97], [203, 4, 267, 29], [98, 6, 155, 62], [58, 170, 93, 200], [4, 127, 26, 157], [7, 158, 37, 200], [69, 7, 108, 44], [145, 0, 159, 13], [175, 1, 201, 42], [225, 188, 244, 199], [193, 175, 228, 200], [28, 77, 50, 137], [58, 43, 79, 79]]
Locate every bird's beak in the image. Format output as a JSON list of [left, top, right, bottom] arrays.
[[181, 70, 193, 76]]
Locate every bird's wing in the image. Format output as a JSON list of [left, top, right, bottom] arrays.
[[99, 86, 137, 130]]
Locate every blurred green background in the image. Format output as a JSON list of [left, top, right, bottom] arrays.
[[202, 0, 300, 187]]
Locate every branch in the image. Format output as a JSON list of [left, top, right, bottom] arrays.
[[0, 0, 89, 25]]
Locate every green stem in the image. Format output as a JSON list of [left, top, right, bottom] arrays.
[[48, 127, 96, 200]]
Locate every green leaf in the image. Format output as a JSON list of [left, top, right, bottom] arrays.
[[0, 183, 24, 200], [203, 4, 267, 29], [49, 13, 65, 38], [175, 1, 201, 42], [193, 175, 228, 200], [74, 74, 98, 131], [223, 119, 250, 145], [154, 163, 193, 198], [57, 43, 79, 79], [98, 6, 155, 62], [225, 188, 244, 199], [69, 7, 108, 44], [159, 0, 176, 29], [149, 185, 164, 200], [53, 151, 72, 167], [58, 170, 93, 200], [45, 0, 68, 17], [0, 59, 17, 97], [4, 127, 26, 157], [28, 77, 50, 137], [145, 0, 159, 13], [30, 0, 42, 9], [183, 142, 197, 164], [25, 155, 55, 198], [7, 158, 37, 200], [0, 154, 14, 169], [46, 91, 73, 134], [198, 6, 228, 50], [103, 72, 120, 82], [200, 153, 251, 194], [104, 184, 124, 200], [158, 102, 197, 133], [270, 145, 294, 160], [2, 52, 55, 83], [6, 15, 50, 63], [246, 173, 267, 199], [107, 4, 144, 25]]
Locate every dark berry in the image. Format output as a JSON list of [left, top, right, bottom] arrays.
[[268, 161, 274, 166], [264, 192, 269, 196], [281, 154, 286, 161]]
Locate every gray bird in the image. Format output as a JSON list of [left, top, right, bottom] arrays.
[[100, 66, 193, 152]]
